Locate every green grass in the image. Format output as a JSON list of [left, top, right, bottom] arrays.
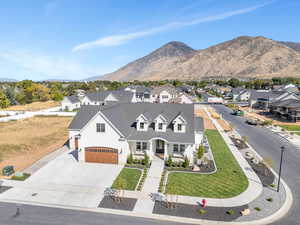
[[112, 168, 142, 190], [166, 129, 248, 198], [11, 173, 31, 181], [278, 125, 300, 131]]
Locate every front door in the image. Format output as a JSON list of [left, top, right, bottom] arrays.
[[155, 140, 165, 154], [75, 137, 79, 150]]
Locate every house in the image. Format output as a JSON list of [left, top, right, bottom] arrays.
[[269, 99, 300, 122], [249, 90, 300, 109], [201, 92, 224, 104], [68, 103, 204, 165], [81, 90, 136, 105], [61, 90, 86, 111], [231, 88, 251, 101], [168, 93, 194, 104], [150, 85, 180, 103], [124, 85, 152, 102], [177, 85, 194, 94], [273, 84, 299, 93]]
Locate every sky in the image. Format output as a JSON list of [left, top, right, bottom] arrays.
[[0, 0, 299, 81]]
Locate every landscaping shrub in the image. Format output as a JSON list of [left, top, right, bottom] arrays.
[[254, 207, 261, 211], [266, 198, 273, 202], [182, 157, 189, 168], [143, 153, 149, 167], [269, 184, 275, 188], [226, 210, 235, 215], [199, 209, 206, 214], [127, 153, 133, 164], [197, 145, 205, 159], [166, 156, 173, 167], [11, 173, 30, 181]]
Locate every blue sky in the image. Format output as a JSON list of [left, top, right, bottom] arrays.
[[0, 0, 299, 81]]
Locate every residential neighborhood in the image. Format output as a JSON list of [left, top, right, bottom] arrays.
[[0, 1, 300, 225]]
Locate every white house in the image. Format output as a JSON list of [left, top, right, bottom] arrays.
[[68, 103, 204, 165], [150, 85, 180, 103]]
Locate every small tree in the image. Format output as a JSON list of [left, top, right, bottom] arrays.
[[127, 153, 133, 164], [167, 156, 173, 167], [143, 153, 149, 167], [182, 157, 189, 168], [166, 182, 178, 209], [197, 145, 205, 160], [114, 177, 127, 203]]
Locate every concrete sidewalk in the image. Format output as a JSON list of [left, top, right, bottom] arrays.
[[134, 156, 164, 213]]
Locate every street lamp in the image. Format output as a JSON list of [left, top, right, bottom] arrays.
[[277, 146, 285, 192]]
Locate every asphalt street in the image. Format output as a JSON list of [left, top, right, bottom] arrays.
[[212, 104, 300, 225], [0, 202, 188, 225]]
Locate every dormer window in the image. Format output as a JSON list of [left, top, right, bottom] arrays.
[[172, 114, 187, 133], [136, 114, 148, 131], [140, 122, 145, 129], [158, 123, 163, 130], [178, 124, 182, 131], [154, 114, 167, 132]]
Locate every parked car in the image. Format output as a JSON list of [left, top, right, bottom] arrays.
[[232, 109, 244, 116], [246, 119, 258, 126], [2, 165, 14, 176]]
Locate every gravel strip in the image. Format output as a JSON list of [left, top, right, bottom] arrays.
[[98, 196, 137, 211], [153, 201, 248, 221]]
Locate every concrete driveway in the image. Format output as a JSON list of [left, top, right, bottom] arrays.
[[0, 151, 123, 208]]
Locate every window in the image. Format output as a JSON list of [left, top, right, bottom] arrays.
[[96, 123, 105, 132], [136, 142, 147, 151], [173, 144, 185, 153], [173, 144, 179, 153], [158, 123, 163, 130], [180, 144, 185, 153], [178, 124, 182, 131], [140, 122, 145, 129], [162, 95, 168, 99]]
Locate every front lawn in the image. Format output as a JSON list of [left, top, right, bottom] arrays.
[[278, 125, 300, 131], [166, 129, 248, 198], [112, 168, 142, 190]]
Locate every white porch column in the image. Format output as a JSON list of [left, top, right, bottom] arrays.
[[164, 142, 168, 160], [149, 141, 153, 160]]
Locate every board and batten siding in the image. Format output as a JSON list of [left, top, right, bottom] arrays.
[[69, 113, 130, 164]]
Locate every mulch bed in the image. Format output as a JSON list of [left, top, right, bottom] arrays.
[[230, 137, 248, 150], [153, 201, 248, 221], [98, 196, 137, 211], [166, 160, 215, 174], [246, 158, 275, 187], [0, 186, 12, 193]]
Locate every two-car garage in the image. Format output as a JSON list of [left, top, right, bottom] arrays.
[[85, 147, 118, 164]]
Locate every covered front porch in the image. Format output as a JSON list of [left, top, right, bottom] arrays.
[[128, 138, 194, 162]]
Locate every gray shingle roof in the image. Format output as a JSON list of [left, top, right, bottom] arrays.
[[69, 103, 199, 143], [85, 90, 134, 103], [66, 95, 80, 103], [249, 90, 286, 101]]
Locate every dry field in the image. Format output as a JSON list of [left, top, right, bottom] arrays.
[[208, 107, 231, 131], [0, 116, 72, 177], [6, 101, 60, 111], [194, 108, 216, 130]]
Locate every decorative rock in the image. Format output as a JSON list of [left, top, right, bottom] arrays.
[[192, 165, 200, 171], [241, 208, 250, 216]]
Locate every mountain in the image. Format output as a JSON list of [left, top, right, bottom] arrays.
[[97, 36, 300, 81], [0, 77, 18, 82], [280, 41, 300, 52]]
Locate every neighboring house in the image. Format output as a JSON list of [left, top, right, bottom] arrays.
[[81, 90, 137, 105], [273, 84, 299, 93], [249, 90, 300, 109], [124, 85, 153, 102], [177, 85, 194, 94], [150, 85, 180, 103], [61, 95, 81, 111], [269, 99, 300, 122], [68, 103, 204, 165], [169, 93, 194, 104], [231, 88, 250, 101], [201, 92, 224, 104]]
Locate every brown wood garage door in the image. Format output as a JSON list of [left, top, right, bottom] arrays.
[[85, 147, 118, 164]]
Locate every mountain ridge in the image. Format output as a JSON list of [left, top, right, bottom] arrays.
[[97, 36, 300, 81]]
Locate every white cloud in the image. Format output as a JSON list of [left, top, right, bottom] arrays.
[[0, 49, 103, 79], [72, 2, 271, 52]]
